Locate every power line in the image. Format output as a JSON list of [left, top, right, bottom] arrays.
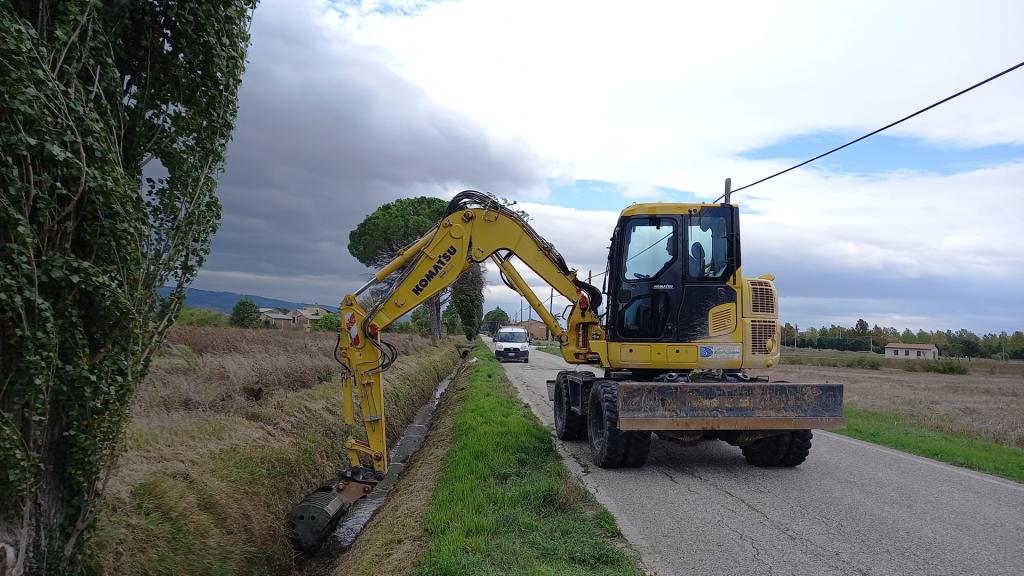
[[569, 60, 1024, 291], [715, 58, 1024, 202]]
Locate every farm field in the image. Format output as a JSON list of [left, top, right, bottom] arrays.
[[763, 348, 1024, 448]]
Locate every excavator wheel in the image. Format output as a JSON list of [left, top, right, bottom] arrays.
[[622, 431, 652, 468], [779, 430, 813, 466], [554, 376, 585, 440], [741, 430, 813, 467], [588, 380, 625, 467], [741, 433, 789, 467], [587, 380, 650, 468]]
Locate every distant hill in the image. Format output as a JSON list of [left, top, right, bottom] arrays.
[[158, 287, 337, 314]]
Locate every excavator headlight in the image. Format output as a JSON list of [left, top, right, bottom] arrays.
[[765, 338, 776, 354]]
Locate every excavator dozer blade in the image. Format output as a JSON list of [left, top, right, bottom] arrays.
[[616, 382, 844, 431]]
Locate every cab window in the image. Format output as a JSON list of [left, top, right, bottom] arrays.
[[686, 209, 731, 280], [622, 217, 676, 281]]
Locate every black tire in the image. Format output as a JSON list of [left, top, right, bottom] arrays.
[[622, 431, 651, 467], [588, 380, 627, 468], [741, 433, 790, 467], [554, 377, 585, 440], [779, 430, 812, 467], [523, 356, 529, 363], [587, 380, 650, 468]]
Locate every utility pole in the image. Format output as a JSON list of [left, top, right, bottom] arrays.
[[520, 298, 524, 326], [548, 287, 554, 341]]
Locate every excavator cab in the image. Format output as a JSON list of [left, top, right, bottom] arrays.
[[585, 203, 782, 373], [605, 205, 740, 347]]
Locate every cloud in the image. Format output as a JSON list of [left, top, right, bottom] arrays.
[[196, 0, 546, 302], [476, 165, 1024, 333], [195, 0, 1024, 334], [339, 0, 1024, 193]]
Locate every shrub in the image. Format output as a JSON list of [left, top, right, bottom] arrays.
[[177, 306, 228, 327], [844, 356, 881, 370], [312, 312, 339, 332], [932, 359, 969, 375], [229, 298, 262, 328], [902, 359, 968, 375]]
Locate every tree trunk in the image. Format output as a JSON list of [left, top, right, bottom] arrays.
[[428, 295, 443, 342], [1, 395, 104, 575]]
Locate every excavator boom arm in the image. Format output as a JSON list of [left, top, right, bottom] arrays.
[[336, 192, 602, 476]]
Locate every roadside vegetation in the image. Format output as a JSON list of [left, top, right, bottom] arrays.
[[838, 406, 1024, 482], [411, 345, 642, 576], [782, 353, 881, 370], [532, 340, 562, 356], [177, 306, 230, 327], [86, 328, 458, 575], [900, 358, 969, 374]]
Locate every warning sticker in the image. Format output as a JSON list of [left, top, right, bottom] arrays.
[[699, 345, 742, 360]]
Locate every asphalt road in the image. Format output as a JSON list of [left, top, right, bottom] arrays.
[[488, 340, 1024, 576]]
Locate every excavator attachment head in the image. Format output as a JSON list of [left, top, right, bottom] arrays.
[[287, 467, 382, 552]]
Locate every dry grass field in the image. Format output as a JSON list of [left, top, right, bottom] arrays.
[[758, 349, 1024, 448], [88, 327, 460, 576]]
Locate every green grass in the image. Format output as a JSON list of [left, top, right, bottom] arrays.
[[839, 405, 1024, 483], [782, 354, 881, 370], [414, 345, 642, 576]]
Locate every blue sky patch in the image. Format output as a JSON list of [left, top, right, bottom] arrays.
[[741, 132, 1024, 175], [543, 179, 701, 211]]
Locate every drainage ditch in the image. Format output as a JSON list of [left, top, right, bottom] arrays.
[[301, 348, 472, 564]]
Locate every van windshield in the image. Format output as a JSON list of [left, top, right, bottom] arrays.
[[496, 331, 529, 343]]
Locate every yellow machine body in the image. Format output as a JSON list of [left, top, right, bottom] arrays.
[[335, 195, 804, 474]]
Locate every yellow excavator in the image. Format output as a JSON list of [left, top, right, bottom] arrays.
[[288, 190, 844, 549]]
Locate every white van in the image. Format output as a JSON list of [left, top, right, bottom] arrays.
[[494, 326, 530, 363]]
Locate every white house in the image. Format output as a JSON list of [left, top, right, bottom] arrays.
[[884, 342, 938, 360]]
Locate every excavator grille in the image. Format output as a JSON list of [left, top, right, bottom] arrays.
[[709, 306, 735, 336], [750, 319, 777, 355], [748, 280, 776, 315]]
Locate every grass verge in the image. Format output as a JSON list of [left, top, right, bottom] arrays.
[[838, 405, 1024, 483], [413, 345, 642, 576]]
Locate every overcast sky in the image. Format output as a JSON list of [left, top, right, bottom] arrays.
[[196, 0, 1024, 334]]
